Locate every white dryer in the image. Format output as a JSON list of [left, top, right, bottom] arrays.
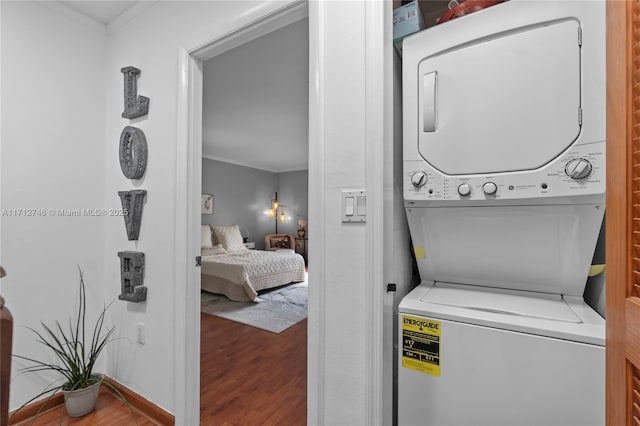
[[399, 1, 605, 425]]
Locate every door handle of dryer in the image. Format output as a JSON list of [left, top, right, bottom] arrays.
[[423, 72, 437, 132]]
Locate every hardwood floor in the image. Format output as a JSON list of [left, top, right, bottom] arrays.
[[11, 388, 157, 425], [11, 312, 307, 425], [200, 313, 307, 425]]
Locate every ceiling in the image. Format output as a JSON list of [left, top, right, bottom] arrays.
[[202, 18, 309, 173], [59, 1, 140, 25]]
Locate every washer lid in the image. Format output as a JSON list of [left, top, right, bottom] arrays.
[[417, 19, 581, 175], [421, 283, 581, 323], [399, 282, 605, 345]]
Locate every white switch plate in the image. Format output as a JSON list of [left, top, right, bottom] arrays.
[[342, 190, 366, 223]]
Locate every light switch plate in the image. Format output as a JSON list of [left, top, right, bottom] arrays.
[[342, 190, 366, 223]]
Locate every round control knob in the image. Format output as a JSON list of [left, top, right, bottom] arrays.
[[411, 171, 428, 188], [458, 183, 471, 196], [565, 158, 593, 180], [482, 182, 497, 195]]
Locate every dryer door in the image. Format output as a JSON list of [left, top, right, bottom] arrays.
[[417, 20, 581, 175]]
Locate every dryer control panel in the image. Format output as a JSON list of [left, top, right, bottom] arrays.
[[404, 141, 605, 202]]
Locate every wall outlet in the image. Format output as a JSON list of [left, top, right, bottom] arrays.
[[136, 322, 145, 345]]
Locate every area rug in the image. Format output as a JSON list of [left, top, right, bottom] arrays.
[[201, 280, 307, 333]]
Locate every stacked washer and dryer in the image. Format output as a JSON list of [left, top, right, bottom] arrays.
[[399, 1, 605, 425]]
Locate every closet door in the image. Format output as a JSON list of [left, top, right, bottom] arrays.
[[606, 1, 640, 424]]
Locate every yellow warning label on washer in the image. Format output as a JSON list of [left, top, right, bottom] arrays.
[[401, 315, 441, 376]]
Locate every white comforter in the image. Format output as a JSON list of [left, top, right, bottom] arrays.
[[201, 249, 305, 302]]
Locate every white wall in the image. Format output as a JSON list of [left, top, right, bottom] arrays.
[[103, 0, 303, 415], [0, 1, 107, 410], [307, 1, 370, 424], [122, 1, 377, 422], [2, 1, 384, 422]]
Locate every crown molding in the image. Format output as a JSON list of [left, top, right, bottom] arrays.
[[35, 2, 157, 35], [107, 1, 157, 34], [36, 1, 107, 34], [202, 154, 307, 174]]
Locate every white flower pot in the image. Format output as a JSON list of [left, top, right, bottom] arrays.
[[62, 379, 101, 417]]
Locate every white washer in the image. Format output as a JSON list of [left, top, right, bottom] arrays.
[[398, 283, 604, 426], [399, 1, 605, 425]]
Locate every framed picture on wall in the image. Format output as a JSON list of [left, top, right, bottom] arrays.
[[201, 193, 213, 214]]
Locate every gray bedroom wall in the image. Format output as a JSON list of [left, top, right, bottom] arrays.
[[276, 170, 309, 237], [202, 158, 308, 250]]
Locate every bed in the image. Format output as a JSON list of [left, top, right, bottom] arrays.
[[200, 224, 306, 302]]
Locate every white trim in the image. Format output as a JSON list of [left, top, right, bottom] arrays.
[[306, 1, 325, 423], [36, 1, 157, 34], [197, 1, 306, 60], [381, 2, 398, 425], [184, 1, 308, 61], [106, 1, 158, 34], [202, 153, 308, 174], [174, 48, 202, 426], [175, 1, 309, 424], [364, 0, 386, 424]]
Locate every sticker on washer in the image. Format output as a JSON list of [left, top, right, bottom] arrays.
[[402, 315, 441, 376]]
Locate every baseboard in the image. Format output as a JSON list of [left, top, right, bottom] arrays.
[[8, 393, 65, 424], [8, 376, 174, 425], [103, 376, 174, 425]]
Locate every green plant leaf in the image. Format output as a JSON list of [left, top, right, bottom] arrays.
[[11, 267, 126, 419]]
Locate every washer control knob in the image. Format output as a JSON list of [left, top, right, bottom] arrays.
[[410, 171, 428, 188], [482, 182, 498, 195], [565, 158, 593, 180], [458, 183, 471, 196]]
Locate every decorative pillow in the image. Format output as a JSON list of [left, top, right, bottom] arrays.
[[270, 236, 291, 249], [201, 224, 213, 248], [211, 224, 246, 252], [201, 244, 226, 256]]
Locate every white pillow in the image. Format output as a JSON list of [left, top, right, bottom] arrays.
[[201, 244, 226, 256], [201, 225, 213, 248], [211, 224, 246, 252]]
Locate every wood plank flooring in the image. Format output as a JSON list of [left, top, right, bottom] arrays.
[[11, 312, 307, 425], [200, 313, 307, 425], [11, 388, 156, 425]]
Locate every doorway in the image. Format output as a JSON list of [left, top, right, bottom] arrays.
[[199, 14, 309, 423], [176, 1, 388, 424]]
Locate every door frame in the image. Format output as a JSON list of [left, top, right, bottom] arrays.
[[174, 1, 388, 423], [605, 1, 631, 424], [174, 2, 308, 423]]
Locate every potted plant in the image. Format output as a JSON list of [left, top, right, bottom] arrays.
[[12, 269, 123, 418]]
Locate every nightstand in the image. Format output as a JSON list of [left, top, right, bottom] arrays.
[[295, 238, 307, 265], [243, 242, 255, 249]]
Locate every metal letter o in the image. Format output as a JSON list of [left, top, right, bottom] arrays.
[[119, 126, 148, 179]]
